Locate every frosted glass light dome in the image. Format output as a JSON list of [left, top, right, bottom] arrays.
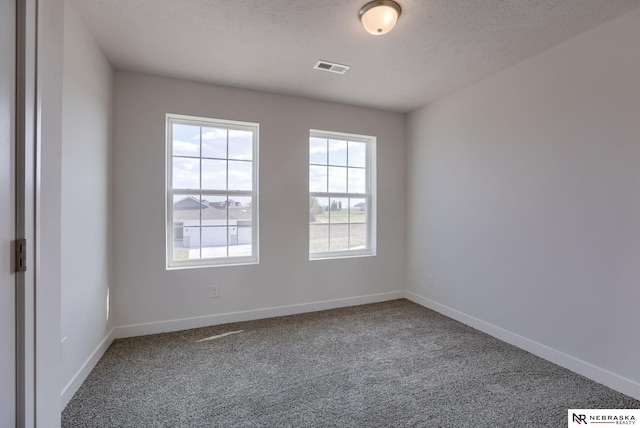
[[359, 1, 402, 35]]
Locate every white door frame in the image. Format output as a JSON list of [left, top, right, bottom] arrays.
[[7, 0, 72, 424], [0, 0, 17, 424], [34, 0, 65, 424], [16, 0, 38, 425]]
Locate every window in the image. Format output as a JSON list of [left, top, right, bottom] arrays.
[[309, 129, 375, 259], [166, 114, 258, 268]]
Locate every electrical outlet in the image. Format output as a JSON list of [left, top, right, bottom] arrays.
[[427, 274, 435, 288], [61, 337, 68, 362], [210, 285, 220, 299]]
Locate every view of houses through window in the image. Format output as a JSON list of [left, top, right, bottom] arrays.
[[166, 114, 258, 268]]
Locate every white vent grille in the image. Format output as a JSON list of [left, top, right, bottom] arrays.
[[314, 60, 350, 75]]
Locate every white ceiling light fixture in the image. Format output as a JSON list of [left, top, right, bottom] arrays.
[[358, 0, 402, 36]]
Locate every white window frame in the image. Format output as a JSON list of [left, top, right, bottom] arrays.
[[309, 129, 376, 260], [166, 113, 259, 269]]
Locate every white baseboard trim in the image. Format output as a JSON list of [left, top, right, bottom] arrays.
[[114, 291, 405, 339], [404, 291, 640, 401], [60, 292, 402, 408], [60, 328, 116, 410]]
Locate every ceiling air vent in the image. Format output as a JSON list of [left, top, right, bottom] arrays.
[[314, 60, 350, 75]]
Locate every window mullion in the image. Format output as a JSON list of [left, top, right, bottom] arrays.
[[199, 127, 203, 259], [346, 140, 349, 194], [310, 192, 366, 199], [325, 139, 330, 252], [226, 129, 230, 258], [347, 196, 351, 250]]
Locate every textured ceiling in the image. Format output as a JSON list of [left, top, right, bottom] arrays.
[[70, 0, 639, 113]]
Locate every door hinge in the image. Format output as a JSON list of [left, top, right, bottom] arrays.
[[15, 239, 27, 272]]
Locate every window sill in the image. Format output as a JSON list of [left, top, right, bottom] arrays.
[[309, 251, 375, 261], [166, 257, 258, 270]]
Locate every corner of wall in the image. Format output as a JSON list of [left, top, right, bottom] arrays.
[[403, 290, 640, 401], [61, 329, 115, 410]]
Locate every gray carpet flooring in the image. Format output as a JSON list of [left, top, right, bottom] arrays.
[[61, 299, 639, 427]]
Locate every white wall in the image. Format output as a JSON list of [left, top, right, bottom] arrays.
[[60, 0, 114, 407], [407, 8, 640, 398], [113, 72, 406, 331]]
